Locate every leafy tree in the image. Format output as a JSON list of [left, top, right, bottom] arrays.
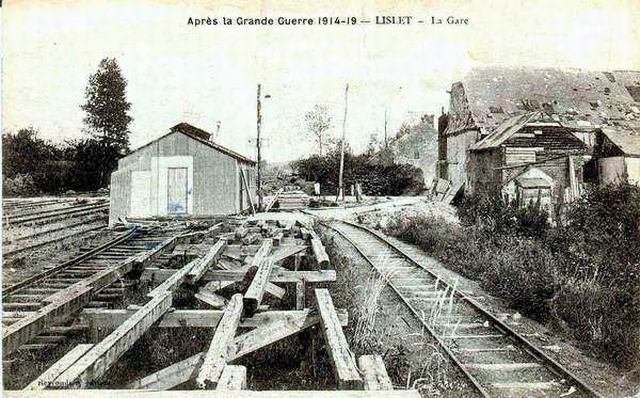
[[80, 57, 133, 187], [304, 104, 333, 156]]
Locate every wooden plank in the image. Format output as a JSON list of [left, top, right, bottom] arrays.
[[83, 308, 348, 330], [271, 245, 307, 263], [126, 309, 348, 391], [244, 258, 274, 315], [296, 281, 305, 310], [311, 238, 329, 268], [186, 240, 227, 284], [240, 169, 255, 215], [143, 268, 336, 284], [315, 289, 362, 389], [24, 344, 94, 390], [234, 225, 248, 239], [128, 352, 204, 390], [358, 355, 393, 391], [243, 240, 274, 315], [195, 289, 227, 308], [148, 258, 201, 298], [216, 365, 246, 390], [196, 293, 243, 389], [53, 291, 173, 387], [232, 309, 329, 359]]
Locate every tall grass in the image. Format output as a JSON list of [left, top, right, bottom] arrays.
[[383, 183, 640, 368]]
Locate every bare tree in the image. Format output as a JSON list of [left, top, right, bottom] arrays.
[[304, 104, 332, 156]]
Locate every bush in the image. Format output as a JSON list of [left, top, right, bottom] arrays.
[[3, 174, 39, 196], [294, 148, 425, 197], [481, 237, 559, 318], [384, 183, 640, 367], [551, 279, 640, 367]]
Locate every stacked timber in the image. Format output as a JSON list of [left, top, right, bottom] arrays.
[[276, 190, 310, 210]]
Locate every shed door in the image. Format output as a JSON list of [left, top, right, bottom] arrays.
[[167, 167, 188, 214]]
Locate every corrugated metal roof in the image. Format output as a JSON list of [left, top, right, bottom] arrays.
[[601, 127, 640, 156]]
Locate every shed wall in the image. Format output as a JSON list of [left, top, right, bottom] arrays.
[[110, 132, 255, 225]]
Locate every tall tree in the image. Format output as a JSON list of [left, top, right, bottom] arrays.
[[304, 104, 332, 156], [80, 57, 132, 187]]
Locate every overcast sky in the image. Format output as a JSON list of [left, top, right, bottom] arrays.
[[3, 0, 639, 161]]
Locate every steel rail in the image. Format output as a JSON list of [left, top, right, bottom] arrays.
[[325, 219, 603, 398], [2, 226, 140, 297]]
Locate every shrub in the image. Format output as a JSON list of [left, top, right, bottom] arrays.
[[481, 237, 560, 319], [3, 174, 39, 197], [551, 279, 640, 367]]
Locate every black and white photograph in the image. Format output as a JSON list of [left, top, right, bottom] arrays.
[[1, 1, 639, 397]]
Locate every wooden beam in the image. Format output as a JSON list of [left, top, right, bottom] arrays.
[[196, 293, 243, 389], [128, 352, 204, 390], [311, 237, 330, 268], [24, 344, 94, 390], [243, 240, 274, 315], [82, 308, 348, 330], [295, 280, 305, 309], [186, 240, 227, 284], [271, 245, 308, 263], [126, 309, 348, 391], [234, 225, 248, 239], [216, 365, 246, 390], [195, 288, 226, 308], [53, 291, 172, 387], [239, 169, 255, 215], [142, 268, 336, 284], [243, 258, 273, 315], [315, 289, 362, 389], [358, 355, 393, 390], [232, 309, 335, 359], [148, 258, 201, 298]]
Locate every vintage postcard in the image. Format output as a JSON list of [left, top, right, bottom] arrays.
[[1, 1, 639, 397]]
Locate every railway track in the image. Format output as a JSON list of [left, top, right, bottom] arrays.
[[327, 220, 602, 398], [2, 226, 184, 356]]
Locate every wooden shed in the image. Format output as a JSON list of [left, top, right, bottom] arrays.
[[467, 111, 589, 215], [109, 123, 256, 226]]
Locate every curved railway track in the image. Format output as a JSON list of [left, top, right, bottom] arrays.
[[2, 226, 182, 356], [326, 219, 602, 398]]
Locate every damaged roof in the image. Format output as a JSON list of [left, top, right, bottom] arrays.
[[445, 66, 640, 136], [601, 127, 640, 156], [470, 112, 542, 151]]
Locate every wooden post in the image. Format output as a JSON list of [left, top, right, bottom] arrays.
[[196, 293, 243, 389]]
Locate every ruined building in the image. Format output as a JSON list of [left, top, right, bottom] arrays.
[[437, 67, 640, 213]]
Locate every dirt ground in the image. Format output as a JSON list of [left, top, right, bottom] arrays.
[[311, 200, 639, 398]]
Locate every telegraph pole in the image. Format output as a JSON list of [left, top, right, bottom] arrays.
[[384, 108, 388, 148], [337, 83, 349, 201], [256, 84, 262, 210]]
